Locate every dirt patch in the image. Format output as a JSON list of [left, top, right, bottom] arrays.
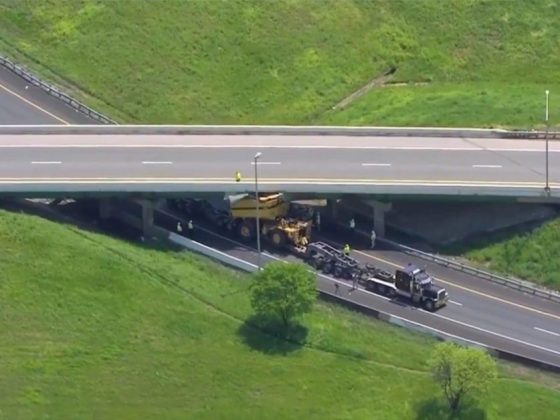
[[331, 68, 433, 110], [332, 67, 397, 110], [382, 81, 429, 88]]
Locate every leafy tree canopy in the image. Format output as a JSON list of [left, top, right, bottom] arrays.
[[250, 262, 317, 327]]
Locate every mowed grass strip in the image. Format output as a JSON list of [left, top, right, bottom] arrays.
[[1, 0, 560, 127], [452, 218, 560, 291], [0, 210, 559, 419]]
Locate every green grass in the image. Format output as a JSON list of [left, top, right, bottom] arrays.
[[0, 209, 559, 419], [448, 218, 560, 290], [1, 0, 560, 127]]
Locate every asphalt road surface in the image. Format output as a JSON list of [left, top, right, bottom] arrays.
[[0, 65, 96, 125], [1, 62, 559, 368], [153, 203, 560, 368], [0, 134, 558, 197]]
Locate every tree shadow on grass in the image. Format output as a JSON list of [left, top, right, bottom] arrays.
[[415, 398, 486, 420], [237, 314, 308, 355]]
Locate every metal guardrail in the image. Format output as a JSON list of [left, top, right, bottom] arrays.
[[151, 216, 560, 373], [380, 237, 560, 303], [331, 219, 560, 303], [0, 55, 116, 125], [503, 130, 560, 140], [2, 55, 559, 140]]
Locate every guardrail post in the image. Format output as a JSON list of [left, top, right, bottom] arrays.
[[327, 198, 340, 221]]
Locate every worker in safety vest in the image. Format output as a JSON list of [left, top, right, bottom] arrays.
[[235, 171, 242, 182], [343, 243, 350, 255], [187, 219, 194, 237], [177, 221, 183, 234]]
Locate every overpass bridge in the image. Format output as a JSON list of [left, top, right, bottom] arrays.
[[0, 126, 558, 202], [2, 66, 560, 372], [2, 126, 558, 238]]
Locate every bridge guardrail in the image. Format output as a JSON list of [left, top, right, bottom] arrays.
[[331, 220, 560, 303], [0, 55, 116, 125], [379, 237, 560, 303], [503, 130, 560, 140], [1, 121, 559, 140]]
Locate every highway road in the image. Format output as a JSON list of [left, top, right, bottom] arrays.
[[151, 203, 560, 367], [0, 65, 95, 125], [1, 62, 559, 368], [0, 134, 559, 198]]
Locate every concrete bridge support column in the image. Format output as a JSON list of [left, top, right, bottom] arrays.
[[326, 198, 339, 221], [367, 200, 392, 238], [99, 198, 113, 220], [140, 199, 155, 238]]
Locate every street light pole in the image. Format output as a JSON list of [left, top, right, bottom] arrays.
[[254, 152, 262, 270], [545, 90, 550, 194]]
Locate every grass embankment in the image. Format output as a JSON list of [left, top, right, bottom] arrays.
[[448, 218, 560, 291], [2, 0, 560, 286], [1, 0, 560, 127], [0, 210, 559, 418]]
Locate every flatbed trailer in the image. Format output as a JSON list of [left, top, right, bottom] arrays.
[[168, 199, 448, 311]]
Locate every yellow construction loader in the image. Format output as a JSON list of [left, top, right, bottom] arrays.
[[169, 193, 312, 250]]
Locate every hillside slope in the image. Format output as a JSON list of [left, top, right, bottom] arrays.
[[1, 0, 558, 127], [0, 210, 559, 418]]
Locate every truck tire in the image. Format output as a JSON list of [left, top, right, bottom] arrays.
[[309, 255, 323, 270], [237, 220, 255, 242], [424, 300, 434, 311], [322, 262, 333, 275], [334, 265, 343, 278], [269, 229, 287, 248]]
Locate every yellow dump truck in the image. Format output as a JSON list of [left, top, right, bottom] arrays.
[[169, 193, 312, 250]]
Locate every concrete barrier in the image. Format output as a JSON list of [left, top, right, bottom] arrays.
[[154, 217, 560, 373], [168, 232, 258, 273], [0, 123, 513, 138]]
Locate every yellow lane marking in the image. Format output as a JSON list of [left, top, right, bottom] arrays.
[[0, 82, 70, 125], [353, 249, 560, 321], [0, 177, 556, 188]]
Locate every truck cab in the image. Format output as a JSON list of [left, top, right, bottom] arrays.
[[395, 265, 448, 310]]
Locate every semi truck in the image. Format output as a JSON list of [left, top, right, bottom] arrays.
[[303, 241, 448, 310], [169, 196, 448, 311]]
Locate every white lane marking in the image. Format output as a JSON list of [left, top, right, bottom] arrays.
[[449, 300, 463, 306], [141, 161, 173, 165], [172, 232, 491, 351], [30, 161, 61, 165], [350, 248, 560, 321], [1, 144, 560, 153], [425, 310, 560, 356], [0, 178, 557, 189], [0, 82, 70, 125], [250, 161, 281, 165], [472, 164, 502, 168], [160, 208, 560, 356], [361, 163, 392, 167], [534, 327, 560, 337]]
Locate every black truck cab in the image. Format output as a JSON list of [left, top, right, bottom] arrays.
[[395, 264, 448, 310]]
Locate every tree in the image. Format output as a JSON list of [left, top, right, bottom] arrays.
[[250, 261, 316, 327], [429, 342, 497, 413]]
